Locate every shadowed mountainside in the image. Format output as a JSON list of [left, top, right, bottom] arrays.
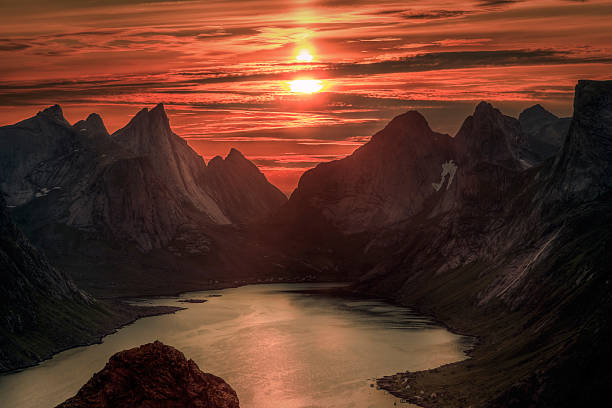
[[0, 194, 180, 372]]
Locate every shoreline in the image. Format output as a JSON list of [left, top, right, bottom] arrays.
[[0, 302, 184, 375]]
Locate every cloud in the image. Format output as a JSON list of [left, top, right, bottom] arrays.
[[0, 41, 31, 51], [401, 10, 470, 20]]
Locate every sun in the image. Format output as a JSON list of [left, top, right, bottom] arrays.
[[296, 48, 314, 63], [288, 79, 323, 93]]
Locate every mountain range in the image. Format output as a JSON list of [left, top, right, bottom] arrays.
[[0, 104, 286, 296], [1, 80, 610, 407], [275, 80, 610, 407]]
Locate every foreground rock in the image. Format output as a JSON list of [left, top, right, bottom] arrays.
[[57, 341, 239, 408]]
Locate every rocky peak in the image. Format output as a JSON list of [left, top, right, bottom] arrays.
[[203, 149, 287, 224], [519, 104, 558, 126], [370, 110, 435, 146], [519, 104, 569, 166], [226, 147, 246, 162], [38, 104, 70, 126], [113, 103, 175, 156], [73, 113, 109, 138], [56, 341, 240, 408], [455, 101, 523, 170]]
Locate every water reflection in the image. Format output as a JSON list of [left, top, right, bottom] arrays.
[[0, 283, 472, 408]]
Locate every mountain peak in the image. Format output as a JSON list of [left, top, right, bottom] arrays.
[[85, 113, 109, 135], [455, 101, 523, 169], [150, 103, 168, 119], [73, 113, 110, 138], [226, 147, 247, 161], [39, 104, 69, 126], [117, 104, 172, 139], [388, 110, 429, 128], [519, 103, 558, 125], [473, 101, 500, 118], [372, 110, 436, 145]]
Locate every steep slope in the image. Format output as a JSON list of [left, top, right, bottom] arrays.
[[57, 341, 239, 408], [112, 104, 230, 225], [0, 195, 177, 372], [204, 148, 287, 224]]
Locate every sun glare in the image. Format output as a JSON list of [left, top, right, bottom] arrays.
[[288, 79, 323, 93], [296, 49, 314, 62]]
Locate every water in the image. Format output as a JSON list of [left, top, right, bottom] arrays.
[[0, 283, 472, 408]]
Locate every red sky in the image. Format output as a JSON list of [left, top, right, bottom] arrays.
[[1, 0, 611, 194]]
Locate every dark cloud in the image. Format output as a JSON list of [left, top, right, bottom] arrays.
[[371, 9, 470, 20], [401, 10, 470, 19], [475, 0, 520, 7], [182, 49, 612, 85], [0, 41, 30, 51]]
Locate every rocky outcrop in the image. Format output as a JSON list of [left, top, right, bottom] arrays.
[[57, 341, 239, 408]]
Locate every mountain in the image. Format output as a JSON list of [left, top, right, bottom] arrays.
[[204, 148, 287, 225], [0, 194, 178, 372], [519, 103, 570, 165], [57, 341, 239, 408], [277, 80, 612, 407], [0, 104, 286, 296], [283, 111, 454, 234]]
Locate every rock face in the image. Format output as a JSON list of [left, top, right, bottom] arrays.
[[277, 80, 612, 407], [552, 80, 612, 200], [0, 104, 286, 295], [57, 341, 239, 408]]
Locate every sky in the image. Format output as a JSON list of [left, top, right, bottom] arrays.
[[1, 0, 611, 194]]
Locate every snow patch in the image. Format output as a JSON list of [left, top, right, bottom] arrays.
[[432, 160, 458, 191], [34, 186, 62, 198]]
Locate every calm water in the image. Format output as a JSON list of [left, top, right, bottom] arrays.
[[0, 283, 471, 408]]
